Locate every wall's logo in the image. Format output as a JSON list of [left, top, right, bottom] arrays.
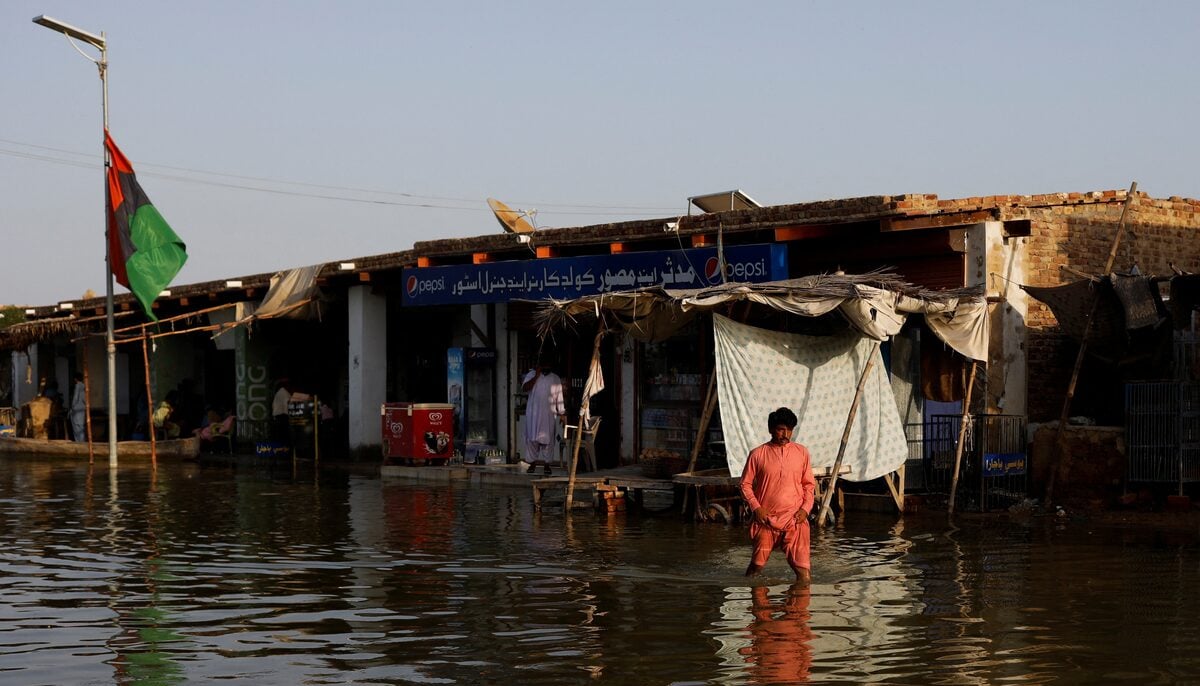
[[428, 412, 444, 422], [387, 419, 404, 436], [704, 256, 768, 284]]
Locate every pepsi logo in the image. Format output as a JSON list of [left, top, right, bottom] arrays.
[[406, 275, 445, 297], [703, 256, 768, 283], [704, 257, 721, 282], [428, 412, 444, 422]]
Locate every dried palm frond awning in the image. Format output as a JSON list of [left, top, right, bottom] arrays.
[[0, 308, 150, 351], [0, 317, 85, 352], [534, 270, 989, 361]]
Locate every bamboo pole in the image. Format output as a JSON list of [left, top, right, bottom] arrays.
[[686, 373, 718, 475], [1045, 181, 1137, 506], [815, 341, 880, 527], [141, 325, 157, 468], [680, 373, 718, 516], [83, 341, 95, 464], [565, 329, 605, 512], [947, 361, 978, 515], [680, 373, 717, 515], [111, 302, 238, 336]]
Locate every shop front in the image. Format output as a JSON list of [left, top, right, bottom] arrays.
[[402, 243, 787, 468]]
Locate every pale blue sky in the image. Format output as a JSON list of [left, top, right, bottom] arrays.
[[4, 1, 1198, 305]]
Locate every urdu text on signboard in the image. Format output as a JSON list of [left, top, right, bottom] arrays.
[[401, 243, 788, 306]]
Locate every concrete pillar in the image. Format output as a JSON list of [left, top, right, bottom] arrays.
[[233, 303, 272, 442], [619, 334, 636, 463], [494, 303, 510, 456], [348, 285, 387, 448], [970, 221, 1028, 417], [11, 347, 37, 408]]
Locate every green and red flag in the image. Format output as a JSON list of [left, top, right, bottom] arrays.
[[105, 131, 187, 319]]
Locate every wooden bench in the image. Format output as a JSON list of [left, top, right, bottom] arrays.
[[532, 476, 607, 510], [673, 465, 852, 523]]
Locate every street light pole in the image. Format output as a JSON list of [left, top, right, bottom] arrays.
[[33, 15, 118, 467]]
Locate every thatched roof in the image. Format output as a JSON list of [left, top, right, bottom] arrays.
[[0, 318, 88, 352], [0, 311, 139, 352]]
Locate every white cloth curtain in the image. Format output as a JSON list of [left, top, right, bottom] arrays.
[[714, 315, 908, 481]]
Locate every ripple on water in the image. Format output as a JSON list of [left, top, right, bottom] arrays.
[[0, 464, 1198, 683]]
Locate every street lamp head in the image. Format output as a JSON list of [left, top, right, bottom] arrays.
[[33, 15, 105, 50]]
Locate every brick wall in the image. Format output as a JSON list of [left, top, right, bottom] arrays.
[[1014, 194, 1200, 420]]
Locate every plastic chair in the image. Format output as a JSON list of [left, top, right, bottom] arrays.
[[561, 416, 601, 472]]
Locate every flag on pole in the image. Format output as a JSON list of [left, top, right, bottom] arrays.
[[104, 131, 187, 319]]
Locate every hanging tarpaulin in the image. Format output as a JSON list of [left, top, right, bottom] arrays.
[[536, 273, 990, 361], [714, 314, 908, 481], [255, 264, 324, 320]]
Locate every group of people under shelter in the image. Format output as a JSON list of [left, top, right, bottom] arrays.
[[518, 355, 815, 586]]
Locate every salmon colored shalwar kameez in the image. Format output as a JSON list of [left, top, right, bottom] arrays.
[[739, 442, 817, 570]]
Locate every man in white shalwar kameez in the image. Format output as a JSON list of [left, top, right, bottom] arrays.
[[521, 363, 566, 466]]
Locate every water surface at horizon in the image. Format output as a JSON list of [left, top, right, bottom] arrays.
[[0, 459, 1197, 684]]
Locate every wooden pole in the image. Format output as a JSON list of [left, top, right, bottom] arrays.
[[686, 373, 718, 475], [141, 326, 157, 468], [1045, 181, 1137, 506], [681, 373, 718, 516], [816, 341, 880, 527], [947, 361, 978, 515], [565, 329, 605, 512], [83, 341, 95, 464]]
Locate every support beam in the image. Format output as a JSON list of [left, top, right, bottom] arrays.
[[816, 341, 880, 526], [880, 210, 995, 232], [348, 285, 387, 449]]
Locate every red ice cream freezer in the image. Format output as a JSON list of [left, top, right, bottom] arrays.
[[381, 402, 455, 464]]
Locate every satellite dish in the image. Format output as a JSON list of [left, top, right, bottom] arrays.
[[487, 198, 536, 234]]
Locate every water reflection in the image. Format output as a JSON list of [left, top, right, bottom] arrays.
[[1, 460, 1200, 683]]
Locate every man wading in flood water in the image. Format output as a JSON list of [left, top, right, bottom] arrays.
[[739, 407, 817, 586]]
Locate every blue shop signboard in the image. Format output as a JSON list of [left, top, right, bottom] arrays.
[[982, 452, 1027, 477], [402, 243, 788, 306]]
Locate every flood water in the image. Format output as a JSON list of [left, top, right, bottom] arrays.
[[1, 459, 1198, 685]]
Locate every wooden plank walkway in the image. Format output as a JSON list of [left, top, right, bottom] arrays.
[[531, 464, 675, 511]]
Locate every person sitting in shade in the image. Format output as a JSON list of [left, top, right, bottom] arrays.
[[153, 391, 181, 440], [194, 407, 235, 449]]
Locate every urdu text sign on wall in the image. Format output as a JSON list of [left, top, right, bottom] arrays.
[[401, 244, 788, 306]]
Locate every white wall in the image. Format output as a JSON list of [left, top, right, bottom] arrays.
[[973, 221, 1029, 416], [348, 286, 387, 448]]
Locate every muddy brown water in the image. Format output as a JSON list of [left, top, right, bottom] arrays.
[[0, 459, 1198, 685]]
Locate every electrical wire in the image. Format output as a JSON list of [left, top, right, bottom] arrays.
[[0, 137, 679, 214]]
